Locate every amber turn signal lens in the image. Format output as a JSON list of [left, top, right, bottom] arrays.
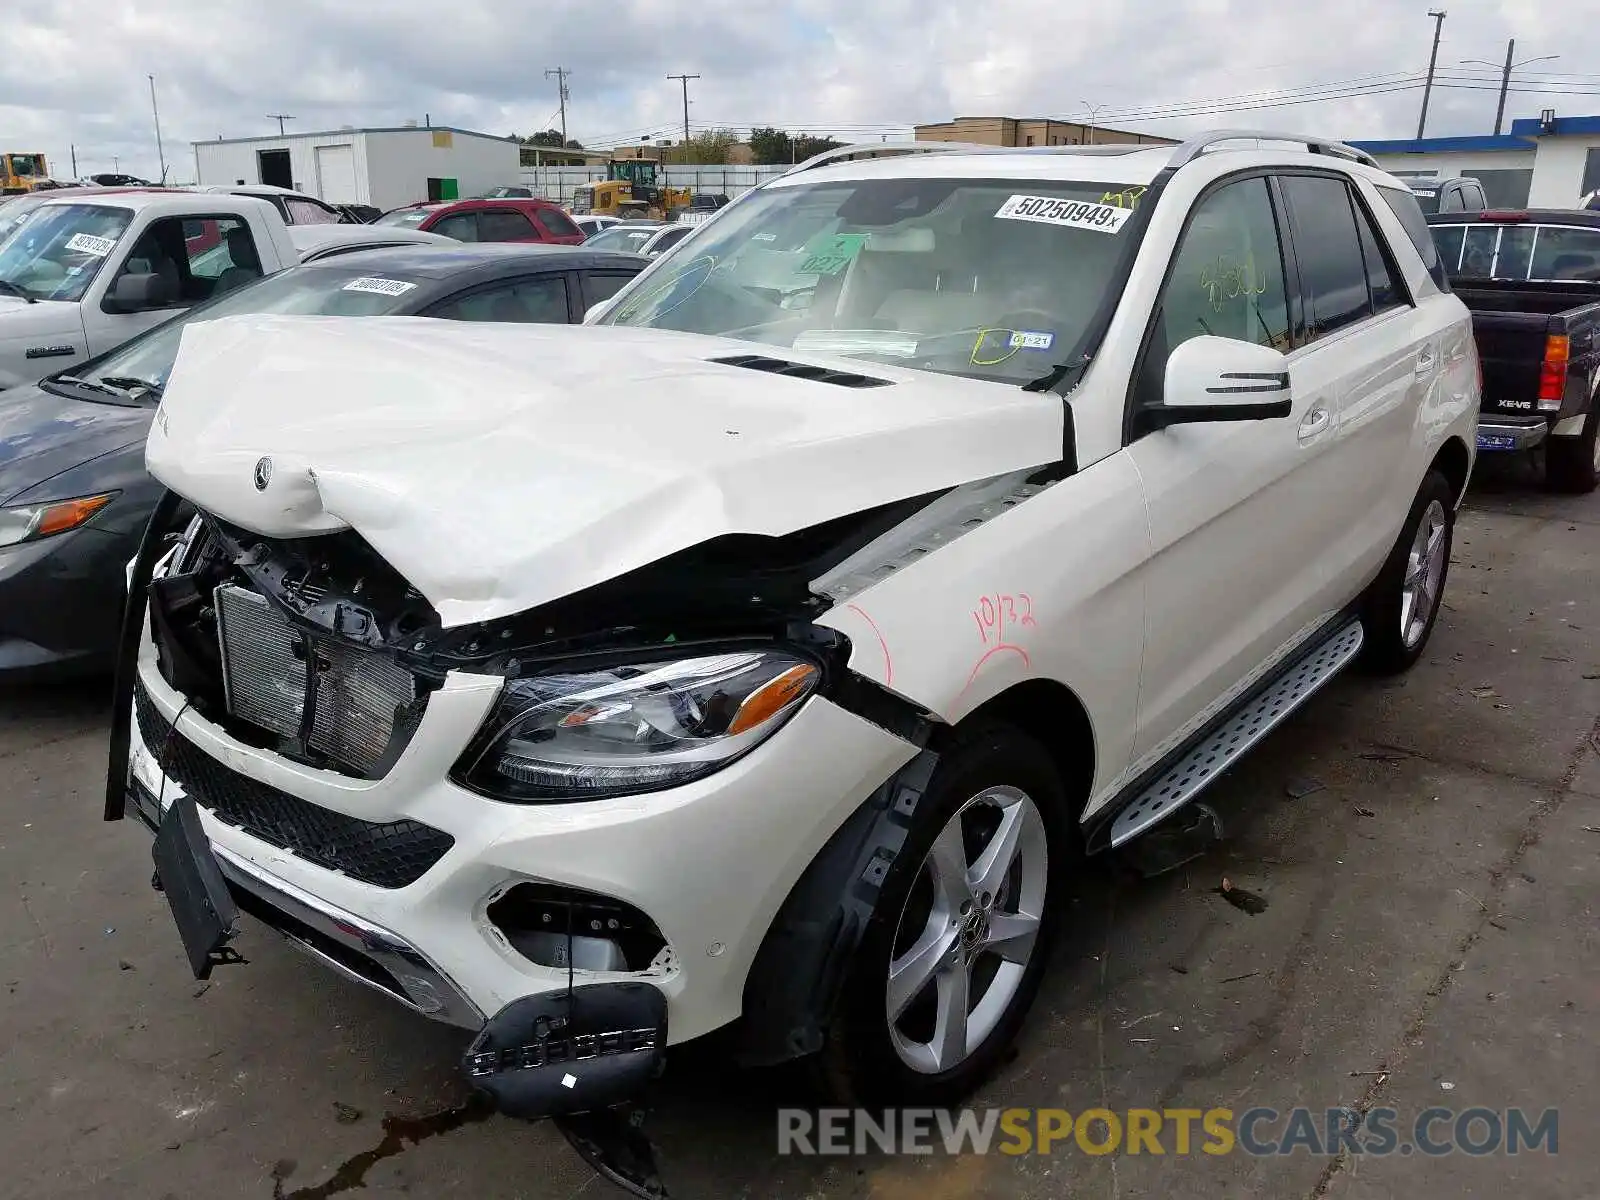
[[36, 493, 116, 538], [727, 663, 819, 736]]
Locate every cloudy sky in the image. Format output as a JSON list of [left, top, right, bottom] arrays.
[[6, 0, 1596, 182]]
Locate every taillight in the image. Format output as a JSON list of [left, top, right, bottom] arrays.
[[1538, 334, 1570, 411]]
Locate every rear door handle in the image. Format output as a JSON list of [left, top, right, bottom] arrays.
[[1298, 405, 1332, 440]]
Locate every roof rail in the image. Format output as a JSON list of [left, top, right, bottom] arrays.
[[781, 140, 1004, 178], [1166, 129, 1379, 170]]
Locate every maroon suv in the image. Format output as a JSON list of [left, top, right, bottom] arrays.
[[374, 197, 586, 244]]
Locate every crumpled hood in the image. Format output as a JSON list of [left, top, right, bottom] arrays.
[[146, 314, 1062, 626]]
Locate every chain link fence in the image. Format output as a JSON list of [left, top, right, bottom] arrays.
[[517, 164, 789, 205]]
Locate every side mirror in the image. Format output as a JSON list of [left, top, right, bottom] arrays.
[[583, 301, 609, 324], [1140, 335, 1292, 432], [104, 272, 174, 314]]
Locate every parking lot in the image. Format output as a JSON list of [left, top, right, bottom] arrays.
[[1, 462, 1595, 1200]]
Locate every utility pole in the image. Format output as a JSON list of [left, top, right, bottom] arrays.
[[1416, 9, 1448, 139], [149, 74, 167, 184], [544, 68, 571, 143], [1462, 41, 1560, 135], [267, 113, 295, 136], [668, 73, 699, 161], [70, 144, 77, 177]]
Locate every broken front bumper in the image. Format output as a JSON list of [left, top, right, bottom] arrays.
[[124, 648, 917, 1046]]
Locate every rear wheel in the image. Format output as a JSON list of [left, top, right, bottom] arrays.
[[817, 725, 1068, 1106], [1544, 406, 1600, 494], [1359, 469, 1455, 675]]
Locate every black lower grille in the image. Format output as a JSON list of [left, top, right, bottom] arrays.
[[134, 681, 454, 889]]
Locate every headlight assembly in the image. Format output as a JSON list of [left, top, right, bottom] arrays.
[[0, 492, 117, 548], [454, 650, 821, 802]]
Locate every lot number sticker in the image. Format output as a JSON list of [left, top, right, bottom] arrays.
[[1009, 330, 1055, 350], [65, 233, 117, 257], [994, 195, 1131, 234], [341, 277, 418, 296], [798, 233, 868, 275]]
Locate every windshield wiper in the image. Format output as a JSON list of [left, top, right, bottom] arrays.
[[1022, 352, 1091, 394], [53, 374, 126, 397], [97, 375, 165, 398], [0, 279, 38, 304]]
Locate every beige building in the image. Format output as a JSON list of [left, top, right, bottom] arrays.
[[914, 116, 1175, 149]]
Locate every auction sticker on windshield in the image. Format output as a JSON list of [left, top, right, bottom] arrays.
[[799, 233, 868, 276], [65, 233, 117, 257], [995, 195, 1131, 234], [341, 277, 418, 296]]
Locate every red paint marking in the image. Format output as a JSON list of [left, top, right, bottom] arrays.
[[847, 603, 894, 687]]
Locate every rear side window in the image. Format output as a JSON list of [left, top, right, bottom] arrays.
[[430, 212, 479, 241], [1529, 225, 1600, 281], [478, 209, 537, 240], [1353, 200, 1405, 313], [1378, 185, 1450, 291], [1282, 175, 1370, 341]]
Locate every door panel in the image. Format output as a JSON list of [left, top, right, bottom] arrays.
[[1126, 174, 1344, 767]]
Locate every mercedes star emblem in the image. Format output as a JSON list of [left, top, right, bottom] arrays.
[[253, 456, 273, 491]]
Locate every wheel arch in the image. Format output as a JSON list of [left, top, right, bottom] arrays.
[[1431, 435, 1471, 507], [956, 677, 1096, 824]]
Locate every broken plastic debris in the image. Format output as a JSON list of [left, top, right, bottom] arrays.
[[1440, 1081, 1456, 1092], [1284, 778, 1325, 799], [1470, 686, 1498, 699], [333, 1101, 362, 1124], [1216, 877, 1267, 915]]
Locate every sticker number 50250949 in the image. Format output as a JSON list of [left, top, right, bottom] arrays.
[[994, 195, 1132, 234]]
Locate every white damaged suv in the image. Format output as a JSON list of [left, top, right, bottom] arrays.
[[109, 132, 1478, 1126]]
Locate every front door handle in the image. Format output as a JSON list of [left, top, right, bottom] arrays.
[[1298, 405, 1332, 440]]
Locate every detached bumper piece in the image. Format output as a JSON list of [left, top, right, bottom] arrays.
[[464, 983, 671, 1198], [151, 792, 241, 980]]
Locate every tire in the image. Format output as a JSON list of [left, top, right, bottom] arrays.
[[815, 723, 1069, 1107], [1544, 405, 1600, 495], [1359, 469, 1456, 675]]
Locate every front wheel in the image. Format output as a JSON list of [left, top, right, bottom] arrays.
[[1544, 406, 1600, 495], [817, 725, 1068, 1106], [1359, 469, 1456, 675]]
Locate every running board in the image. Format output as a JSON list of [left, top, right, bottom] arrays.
[[1109, 619, 1365, 848]]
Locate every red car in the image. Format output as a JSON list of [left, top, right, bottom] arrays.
[[373, 197, 585, 245]]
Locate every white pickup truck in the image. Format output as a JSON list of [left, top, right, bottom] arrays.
[[0, 191, 297, 390]]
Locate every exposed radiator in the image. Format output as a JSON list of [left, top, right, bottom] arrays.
[[214, 584, 416, 775]]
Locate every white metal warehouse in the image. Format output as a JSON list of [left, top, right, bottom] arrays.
[[191, 124, 521, 212]]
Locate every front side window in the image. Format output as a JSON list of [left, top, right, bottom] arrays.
[[1282, 175, 1371, 342], [0, 203, 133, 302], [426, 276, 569, 322], [430, 212, 480, 242], [477, 209, 536, 240], [600, 175, 1153, 384], [1156, 177, 1290, 354]]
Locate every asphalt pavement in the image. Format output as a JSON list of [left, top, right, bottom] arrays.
[[1, 461, 1595, 1200]]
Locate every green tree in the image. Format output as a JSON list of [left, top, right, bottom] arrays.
[[748, 126, 793, 165], [674, 128, 740, 165], [793, 134, 846, 162]]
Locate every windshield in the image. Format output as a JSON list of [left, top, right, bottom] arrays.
[[589, 225, 662, 253], [0, 203, 133, 301], [64, 261, 431, 399], [599, 176, 1143, 383], [375, 208, 433, 228]]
